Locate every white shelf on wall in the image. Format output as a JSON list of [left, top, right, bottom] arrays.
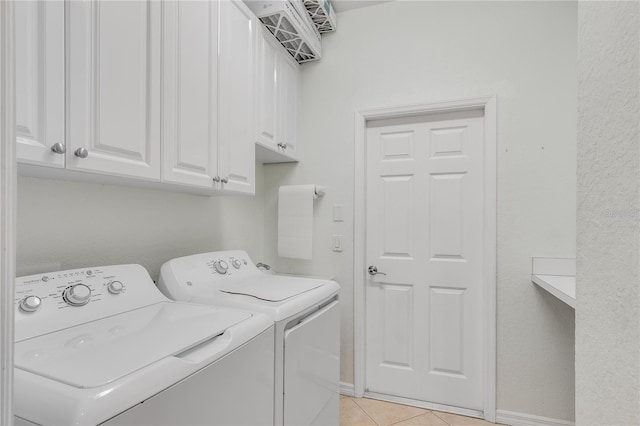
[[531, 257, 576, 309]]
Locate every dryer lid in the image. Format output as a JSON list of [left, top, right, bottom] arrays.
[[14, 302, 251, 389], [219, 275, 324, 302]]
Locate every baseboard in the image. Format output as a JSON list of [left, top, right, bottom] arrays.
[[496, 410, 575, 426], [339, 382, 355, 397]]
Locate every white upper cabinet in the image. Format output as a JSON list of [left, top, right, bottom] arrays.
[[15, 1, 65, 168], [255, 27, 299, 163], [15, 0, 258, 195], [66, 0, 161, 180], [217, 0, 256, 194], [162, 1, 219, 189]]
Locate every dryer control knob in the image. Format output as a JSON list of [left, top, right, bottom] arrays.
[[64, 284, 92, 306], [214, 260, 229, 274], [107, 280, 124, 294], [19, 295, 42, 313], [232, 259, 242, 269]]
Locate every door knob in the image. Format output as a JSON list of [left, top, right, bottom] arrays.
[[368, 265, 386, 276], [74, 147, 89, 158], [51, 143, 66, 154]]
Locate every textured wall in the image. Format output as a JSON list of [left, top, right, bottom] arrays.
[[262, 1, 577, 421], [576, 2, 640, 424], [17, 164, 266, 281]]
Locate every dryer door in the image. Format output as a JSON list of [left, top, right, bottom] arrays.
[[284, 299, 340, 426]]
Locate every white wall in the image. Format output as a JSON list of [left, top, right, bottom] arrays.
[[16, 164, 266, 281], [263, 1, 577, 421], [576, 2, 640, 424]]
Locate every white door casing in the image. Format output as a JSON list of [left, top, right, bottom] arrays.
[[66, 0, 161, 180], [162, 0, 218, 188], [15, 0, 64, 168], [354, 97, 497, 421]]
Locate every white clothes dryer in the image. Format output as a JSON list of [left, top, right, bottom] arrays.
[[158, 250, 341, 426], [13, 264, 275, 426]]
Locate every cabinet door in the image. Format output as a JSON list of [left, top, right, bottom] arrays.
[[15, 1, 64, 168], [277, 51, 299, 157], [67, 1, 161, 180], [255, 27, 278, 151], [218, 0, 256, 194], [162, 1, 218, 189]]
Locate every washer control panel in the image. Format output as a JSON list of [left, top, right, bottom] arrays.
[[204, 253, 251, 278], [15, 264, 167, 341], [158, 251, 261, 301]]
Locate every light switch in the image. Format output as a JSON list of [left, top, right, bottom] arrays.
[[333, 204, 344, 222], [332, 235, 342, 252]]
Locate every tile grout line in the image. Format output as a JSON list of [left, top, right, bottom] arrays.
[[348, 397, 381, 426], [351, 397, 439, 426], [431, 410, 453, 426], [386, 410, 442, 426]]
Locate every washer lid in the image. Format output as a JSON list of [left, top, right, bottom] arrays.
[[14, 302, 251, 389], [219, 275, 324, 302]]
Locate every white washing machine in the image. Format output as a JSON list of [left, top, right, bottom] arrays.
[[157, 250, 341, 426], [13, 264, 275, 426]]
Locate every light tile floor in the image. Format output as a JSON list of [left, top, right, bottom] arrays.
[[340, 396, 498, 426]]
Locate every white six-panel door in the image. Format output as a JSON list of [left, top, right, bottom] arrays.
[[66, 0, 161, 180], [365, 114, 485, 411]]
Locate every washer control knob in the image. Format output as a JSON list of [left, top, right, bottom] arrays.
[[214, 260, 229, 275], [19, 295, 42, 313], [107, 280, 124, 295], [232, 259, 242, 269], [64, 284, 92, 306]]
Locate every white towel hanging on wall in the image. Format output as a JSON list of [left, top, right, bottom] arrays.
[[277, 185, 325, 259]]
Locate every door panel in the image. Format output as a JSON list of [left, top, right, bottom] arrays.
[[255, 27, 278, 149], [277, 53, 298, 155], [366, 116, 484, 411], [217, 0, 255, 194], [15, 1, 64, 167], [162, 0, 217, 188], [67, 0, 160, 180], [380, 283, 413, 368]]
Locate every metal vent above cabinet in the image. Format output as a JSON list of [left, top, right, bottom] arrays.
[[303, 0, 336, 33], [245, 0, 322, 63]]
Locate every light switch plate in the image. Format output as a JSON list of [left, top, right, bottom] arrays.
[[332, 235, 342, 252], [333, 204, 344, 222]]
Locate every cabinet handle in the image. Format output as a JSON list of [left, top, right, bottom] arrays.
[[51, 143, 66, 154], [74, 147, 89, 158], [212, 176, 220, 183], [282, 143, 287, 150], [221, 177, 229, 184]]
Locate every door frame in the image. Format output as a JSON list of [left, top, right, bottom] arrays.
[[353, 96, 497, 422], [0, 0, 16, 423]]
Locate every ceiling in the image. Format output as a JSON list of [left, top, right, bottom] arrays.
[[331, 0, 393, 14]]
